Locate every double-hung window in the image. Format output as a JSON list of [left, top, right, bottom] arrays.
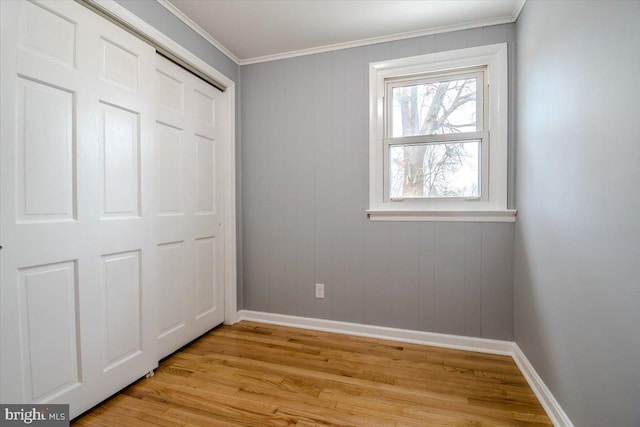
[[368, 43, 515, 221]]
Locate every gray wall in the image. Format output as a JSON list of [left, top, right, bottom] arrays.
[[514, 1, 640, 426], [241, 25, 517, 340]]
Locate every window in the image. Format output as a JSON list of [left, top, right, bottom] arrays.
[[386, 67, 486, 201], [368, 43, 515, 222]]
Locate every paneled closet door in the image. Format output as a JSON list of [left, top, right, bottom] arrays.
[[155, 56, 225, 359], [0, 0, 157, 417]]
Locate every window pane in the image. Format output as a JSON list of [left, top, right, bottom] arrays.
[[389, 140, 480, 199], [391, 78, 477, 137]]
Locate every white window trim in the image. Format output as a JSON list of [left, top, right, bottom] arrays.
[[368, 43, 516, 222]]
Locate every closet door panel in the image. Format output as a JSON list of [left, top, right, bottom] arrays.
[[155, 56, 225, 360], [1, 0, 157, 418]]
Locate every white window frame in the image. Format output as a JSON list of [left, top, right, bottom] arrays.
[[384, 67, 487, 203], [368, 43, 516, 222]]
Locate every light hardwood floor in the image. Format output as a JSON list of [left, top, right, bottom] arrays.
[[73, 321, 551, 426]]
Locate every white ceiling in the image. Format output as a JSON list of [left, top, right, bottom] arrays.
[[160, 0, 525, 64]]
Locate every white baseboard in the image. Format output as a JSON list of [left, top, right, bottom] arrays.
[[236, 310, 574, 427], [237, 310, 513, 355], [512, 344, 575, 427]]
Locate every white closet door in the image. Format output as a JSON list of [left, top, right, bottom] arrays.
[[0, 1, 157, 417], [155, 56, 225, 359]]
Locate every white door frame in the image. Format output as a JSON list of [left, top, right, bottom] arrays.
[[86, 0, 238, 325]]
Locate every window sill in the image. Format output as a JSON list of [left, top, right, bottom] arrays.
[[366, 209, 517, 222]]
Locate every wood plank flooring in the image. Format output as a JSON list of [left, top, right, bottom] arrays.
[[72, 321, 551, 426]]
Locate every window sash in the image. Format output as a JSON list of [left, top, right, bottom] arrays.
[[384, 68, 486, 139], [383, 131, 489, 202]]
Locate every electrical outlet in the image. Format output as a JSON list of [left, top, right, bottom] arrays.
[[315, 283, 325, 299]]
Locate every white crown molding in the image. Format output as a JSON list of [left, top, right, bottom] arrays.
[[156, 0, 240, 65], [512, 344, 575, 427], [236, 310, 575, 427], [153, 1, 522, 66], [513, 0, 527, 19], [239, 15, 517, 65]]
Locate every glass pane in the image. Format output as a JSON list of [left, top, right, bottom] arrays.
[[391, 78, 477, 137], [389, 140, 480, 199]]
